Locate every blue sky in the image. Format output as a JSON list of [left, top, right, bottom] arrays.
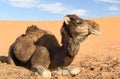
[[0, 0, 120, 20]]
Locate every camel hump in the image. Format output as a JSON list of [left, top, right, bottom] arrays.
[[26, 25, 40, 33], [26, 25, 51, 36]]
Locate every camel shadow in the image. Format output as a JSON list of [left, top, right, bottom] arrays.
[[0, 56, 8, 63]]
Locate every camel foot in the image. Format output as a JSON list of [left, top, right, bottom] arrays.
[[69, 67, 80, 76], [31, 65, 51, 78], [51, 67, 80, 76], [51, 68, 69, 76]]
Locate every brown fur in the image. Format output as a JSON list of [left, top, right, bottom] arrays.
[[8, 14, 100, 73]]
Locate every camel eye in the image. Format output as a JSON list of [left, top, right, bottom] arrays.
[[75, 19, 83, 25], [74, 21, 80, 26], [76, 21, 81, 24]]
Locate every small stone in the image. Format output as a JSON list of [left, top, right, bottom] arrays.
[[69, 67, 80, 76], [62, 70, 70, 76]]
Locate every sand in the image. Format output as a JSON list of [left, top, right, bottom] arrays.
[[0, 16, 120, 79]]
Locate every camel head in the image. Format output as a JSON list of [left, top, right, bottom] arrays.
[[63, 14, 100, 42]]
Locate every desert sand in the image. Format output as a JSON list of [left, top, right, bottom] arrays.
[[0, 16, 120, 79]]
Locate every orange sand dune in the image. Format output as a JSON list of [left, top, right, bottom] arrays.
[[0, 16, 120, 59]]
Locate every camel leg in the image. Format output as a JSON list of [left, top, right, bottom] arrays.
[[8, 44, 16, 65], [31, 46, 51, 78], [8, 52, 16, 65]]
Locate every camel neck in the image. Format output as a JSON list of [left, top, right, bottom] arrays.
[[60, 37, 80, 67], [62, 37, 80, 57], [60, 23, 88, 67]]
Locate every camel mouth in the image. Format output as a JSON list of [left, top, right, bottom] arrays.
[[91, 30, 100, 36], [95, 31, 100, 36]]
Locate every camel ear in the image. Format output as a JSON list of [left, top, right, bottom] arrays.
[[64, 16, 71, 25], [88, 21, 100, 36]]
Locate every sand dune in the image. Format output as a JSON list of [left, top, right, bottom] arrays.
[[0, 16, 120, 57]]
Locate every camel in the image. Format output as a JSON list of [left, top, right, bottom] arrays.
[[8, 14, 100, 77]]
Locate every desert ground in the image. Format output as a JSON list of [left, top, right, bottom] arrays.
[[0, 16, 120, 79]]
